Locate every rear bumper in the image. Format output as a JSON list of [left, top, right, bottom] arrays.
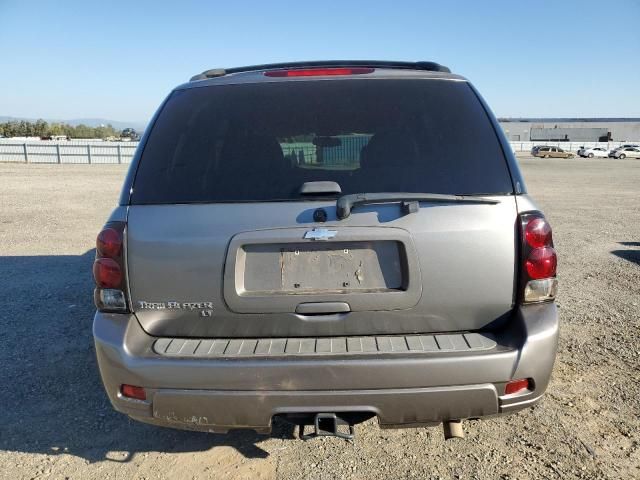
[[93, 303, 558, 432]]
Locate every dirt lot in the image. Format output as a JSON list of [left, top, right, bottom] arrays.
[[0, 158, 639, 479]]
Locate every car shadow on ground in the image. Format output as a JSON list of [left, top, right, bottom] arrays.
[[611, 241, 640, 266], [0, 250, 296, 464]]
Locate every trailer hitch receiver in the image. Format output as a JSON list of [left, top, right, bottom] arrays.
[[299, 413, 355, 441]]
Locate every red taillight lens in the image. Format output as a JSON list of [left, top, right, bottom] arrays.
[[93, 257, 122, 288], [121, 384, 146, 401], [526, 247, 557, 279], [505, 378, 532, 395], [520, 213, 558, 303], [94, 221, 128, 312], [524, 217, 552, 248], [97, 228, 122, 258], [264, 67, 374, 77]]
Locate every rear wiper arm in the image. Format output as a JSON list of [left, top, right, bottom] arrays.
[[336, 192, 499, 219]]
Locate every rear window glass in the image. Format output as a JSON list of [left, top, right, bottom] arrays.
[[131, 79, 513, 204]]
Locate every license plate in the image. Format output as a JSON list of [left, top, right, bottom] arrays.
[[279, 242, 402, 293]]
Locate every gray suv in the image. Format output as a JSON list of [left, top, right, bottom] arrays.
[[93, 61, 559, 440]]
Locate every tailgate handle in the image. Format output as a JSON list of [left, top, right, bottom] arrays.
[[295, 302, 351, 315]]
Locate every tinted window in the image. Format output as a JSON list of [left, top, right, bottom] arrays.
[[132, 79, 513, 204]]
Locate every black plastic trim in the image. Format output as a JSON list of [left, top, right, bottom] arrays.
[[118, 94, 172, 206], [468, 83, 527, 195], [191, 60, 451, 81]]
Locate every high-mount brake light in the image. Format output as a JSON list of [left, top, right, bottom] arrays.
[[264, 67, 375, 77], [93, 222, 129, 312], [520, 213, 558, 303]]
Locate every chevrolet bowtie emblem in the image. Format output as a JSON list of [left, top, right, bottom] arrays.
[[303, 228, 337, 241]]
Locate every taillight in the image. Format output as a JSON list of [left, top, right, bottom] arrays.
[[519, 213, 557, 303], [93, 258, 122, 288], [525, 247, 557, 279], [524, 217, 552, 248], [97, 228, 122, 257], [93, 221, 128, 312], [264, 67, 374, 77]]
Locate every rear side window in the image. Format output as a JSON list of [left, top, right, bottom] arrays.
[[131, 79, 513, 204]]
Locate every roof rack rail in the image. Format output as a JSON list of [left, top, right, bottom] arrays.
[[189, 60, 451, 81]]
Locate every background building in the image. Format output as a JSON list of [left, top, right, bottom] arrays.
[[499, 118, 640, 142]]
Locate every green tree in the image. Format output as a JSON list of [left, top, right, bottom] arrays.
[[0, 120, 126, 139], [18, 120, 29, 136], [48, 123, 64, 136], [33, 119, 48, 137], [6, 121, 19, 137], [72, 124, 93, 138]]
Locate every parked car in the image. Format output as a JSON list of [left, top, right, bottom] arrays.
[[40, 135, 69, 141], [531, 145, 550, 155], [93, 61, 559, 440], [532, 146, 574, 158], [610, 147, 640, 159], [580, 147, 609, 158], [120, 127, 140, 141]]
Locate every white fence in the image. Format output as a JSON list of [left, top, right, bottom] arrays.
[[0, 139, 138, 164], [1, 139, 638, 164]]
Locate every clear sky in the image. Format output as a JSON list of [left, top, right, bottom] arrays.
[[1, 0, 638, 123]]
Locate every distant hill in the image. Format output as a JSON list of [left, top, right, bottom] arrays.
[[0, 116, 147, 131]]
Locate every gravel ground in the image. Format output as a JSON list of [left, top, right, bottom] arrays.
[[0, 158, 638, 479]]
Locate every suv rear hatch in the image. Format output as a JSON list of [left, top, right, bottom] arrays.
[[125, 74, 518, 338]]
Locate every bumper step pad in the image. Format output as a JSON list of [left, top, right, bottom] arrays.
[[153, 333, 496, 358]]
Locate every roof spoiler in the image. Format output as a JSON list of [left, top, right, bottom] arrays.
[[190, 60, 451, 81]]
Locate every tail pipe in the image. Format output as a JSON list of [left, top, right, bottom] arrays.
[[442, 420, 464, 440]]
